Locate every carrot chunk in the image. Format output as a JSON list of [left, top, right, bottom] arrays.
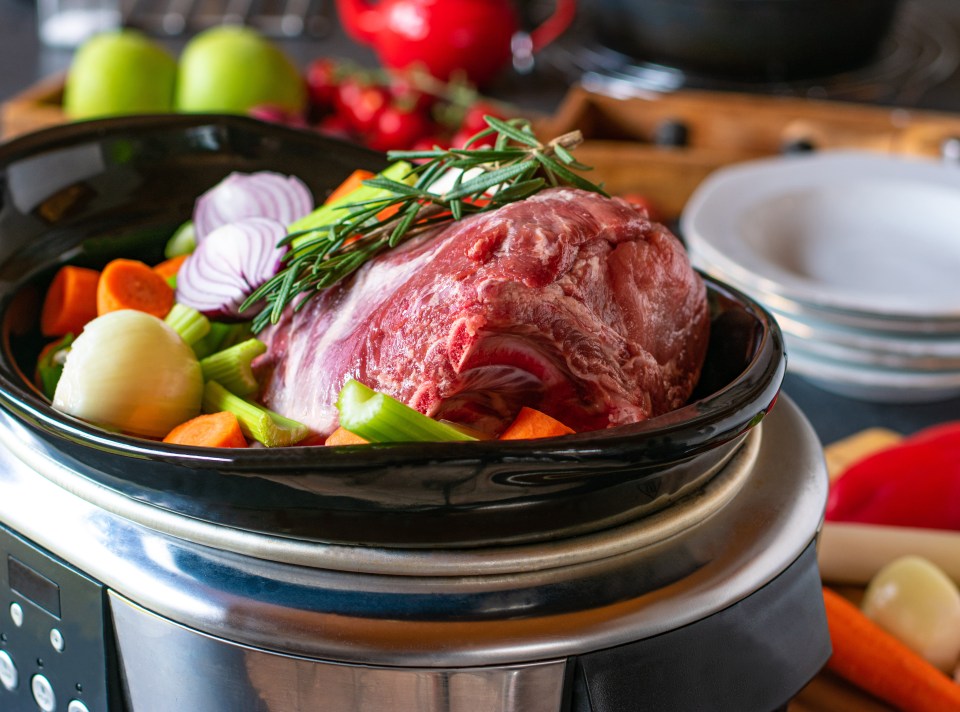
[[163, 411, 248, 448], [499, 407, 575, 440], [822, 586, 960, 712], [324, 426, 368, 446], [325, 169, 375, 205], [375, 203, 402, 222], [40, 265, 100, 336], [96, 258, 175, 319], [153, 254, 189, 281]]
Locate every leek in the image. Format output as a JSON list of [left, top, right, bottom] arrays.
[[200, 338, 266, 396], [164, 303, 210, 346], [202, 380, 308, 447], [288, 162, 415, 251], [335, 379, 476, 443]]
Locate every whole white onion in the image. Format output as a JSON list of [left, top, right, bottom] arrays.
[[53, 310, 203, 438]]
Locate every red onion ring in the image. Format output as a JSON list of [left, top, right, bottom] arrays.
[[193, 171, 314, 241], [176, 217, 288, 321]]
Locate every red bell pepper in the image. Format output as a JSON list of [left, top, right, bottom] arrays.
[[825, 421, 960, 531]]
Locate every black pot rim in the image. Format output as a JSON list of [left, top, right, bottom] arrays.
[[0, 115, 785, 545]]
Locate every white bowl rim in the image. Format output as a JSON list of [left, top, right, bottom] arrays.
[[681, 151, 960, 320]]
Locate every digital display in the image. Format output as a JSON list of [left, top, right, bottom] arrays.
[[8, 556, 60, 618]]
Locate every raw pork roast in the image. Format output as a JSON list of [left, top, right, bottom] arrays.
[[257, 188, 710, 436]]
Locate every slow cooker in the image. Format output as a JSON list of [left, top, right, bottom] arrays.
[[0, 116, 830, 712]]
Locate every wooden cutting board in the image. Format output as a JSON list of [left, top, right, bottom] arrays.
[[1, 73, 66, 140], [538, 86, 960, 220], [8, 79, 960, 224]]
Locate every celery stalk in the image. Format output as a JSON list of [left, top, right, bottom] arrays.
[[192, 321, 253, 359], [164, 304, 210, 346], [200, 338, 266, 396], [288, 162, 415, 250], [202, 380, 308, 447], [336, 379, 476, 443], [164, 220, 196, 258]]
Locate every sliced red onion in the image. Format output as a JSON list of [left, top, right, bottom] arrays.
[[176, 217, 288, 321], [193, 171, 314, 241]]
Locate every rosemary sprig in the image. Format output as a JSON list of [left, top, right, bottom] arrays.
[[244, 117, 606, 333]]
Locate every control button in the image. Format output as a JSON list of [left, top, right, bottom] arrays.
[[0, 650, 18, 691], [68, 700, 92, 712], [31, 674, 56, 712], [49, 628, 65, 653], [9, 602, 23, 627]]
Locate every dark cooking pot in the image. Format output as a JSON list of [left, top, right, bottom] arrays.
[[0, 115, 785, 548], [584, 0, 904, 80]]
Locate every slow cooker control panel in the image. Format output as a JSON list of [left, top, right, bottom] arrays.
[[0, 524, 118, 712]]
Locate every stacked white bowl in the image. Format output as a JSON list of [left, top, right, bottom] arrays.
[[681, 151, 960, 403]]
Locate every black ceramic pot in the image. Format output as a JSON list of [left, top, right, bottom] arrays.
[[0, 115, 785, 547], [584, 0, 904, 81]]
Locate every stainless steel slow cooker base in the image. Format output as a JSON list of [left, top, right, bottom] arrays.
[[0, 396, 828, 712]]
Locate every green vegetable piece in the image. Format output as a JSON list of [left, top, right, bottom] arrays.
[[192, 321, 253, 359], [335, 378, 476, 443], [36, 334, 75, 400], [288, 161, 415, 250], [164, 303, 210, 346], [164, 221, 196, 259], [202, 380, 307, 447], [200, 338, 266, 396]]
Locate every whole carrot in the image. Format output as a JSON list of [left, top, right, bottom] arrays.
[[823, 586, 960, 712]]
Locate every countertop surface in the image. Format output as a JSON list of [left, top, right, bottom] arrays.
[[4, 0, 960, 445]]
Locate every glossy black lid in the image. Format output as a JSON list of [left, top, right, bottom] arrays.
[[0, 115, 785, 547]]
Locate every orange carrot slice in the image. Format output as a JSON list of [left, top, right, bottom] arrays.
[[324, 426, 368, 446], [499, 407, 575, 440], [40, 265, 100, 336], [96, 258, 175, 319], [325, 169, 375, 205], [153, 254, 189, 281], [163, 412, 248, 448], [823, 586, 960, 712], [375, 203, 402, 222]]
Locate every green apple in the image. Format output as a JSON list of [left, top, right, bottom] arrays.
[[63, 30, 176, 119], [176, 26, 306, 115]]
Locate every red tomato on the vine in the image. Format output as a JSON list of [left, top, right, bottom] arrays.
[[461, 101, 506, 135], [367, 104, 432, 151], [335, 79, 390, 134], [305, 58, 340, 113]]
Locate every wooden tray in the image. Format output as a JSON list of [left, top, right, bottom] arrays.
[[539, 86, 960, 220], [8, 78, 960, 220], [2, 73, 67, 141]]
